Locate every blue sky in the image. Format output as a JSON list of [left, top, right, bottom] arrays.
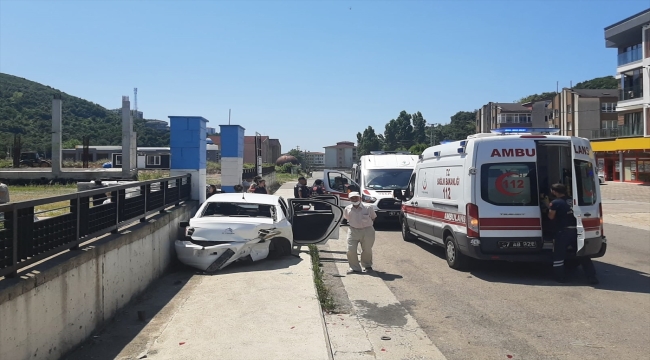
[[1, 0, 648, 152]]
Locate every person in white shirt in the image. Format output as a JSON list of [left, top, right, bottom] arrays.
[[0, 179, 9, 204], [343, 192, 377, 273]]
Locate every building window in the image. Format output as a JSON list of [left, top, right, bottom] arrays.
[[146, 155, 161, 166], [554, 109, 559, 118], [601, 103, 616, 113], [498, 113, 531, 123], [114, 155, 122, 166], [567, 104, 572, 114], [601, 120, 617, 129], [623, 112, 643, 136]]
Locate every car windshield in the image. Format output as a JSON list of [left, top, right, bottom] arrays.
[[363, 169, 413, 190], [201, 202, 275, 218]]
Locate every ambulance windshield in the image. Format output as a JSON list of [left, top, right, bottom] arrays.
[[364, 169, 413, 190]]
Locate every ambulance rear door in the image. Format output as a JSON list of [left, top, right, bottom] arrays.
[[474, 139, 543, 254], [570, 137, 600, 253]]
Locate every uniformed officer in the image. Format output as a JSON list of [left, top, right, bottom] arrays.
[[545, 183, 599, 284], [294, 177, 311, 198]]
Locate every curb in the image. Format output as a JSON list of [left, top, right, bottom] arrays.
[[306, 248, 335, 360]]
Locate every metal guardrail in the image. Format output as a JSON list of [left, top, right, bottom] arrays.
[[242, 166, 276, 178], [0, 174, 192, 278]]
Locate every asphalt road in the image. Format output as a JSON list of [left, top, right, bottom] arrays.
[[368, 221, 650, 360], [309, 170, 649, 359]]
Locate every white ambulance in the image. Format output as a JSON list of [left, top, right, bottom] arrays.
[[347, 151, 419, 222], [395, 130, 607, 270]]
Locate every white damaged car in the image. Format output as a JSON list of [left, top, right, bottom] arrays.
[[175, 193, 343, 272]]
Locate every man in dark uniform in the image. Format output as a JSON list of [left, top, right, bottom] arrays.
[[545, 183, 598, 284], [294, 177, 311, 198]]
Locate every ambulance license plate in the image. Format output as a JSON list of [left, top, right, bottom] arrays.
[[498, 241, 537, 249], [388, 211, 399, 216]]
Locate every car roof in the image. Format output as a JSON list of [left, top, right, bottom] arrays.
[[205, 193, 281, 205]]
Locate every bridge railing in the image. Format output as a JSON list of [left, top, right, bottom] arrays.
[[0, 174, 192, 278]]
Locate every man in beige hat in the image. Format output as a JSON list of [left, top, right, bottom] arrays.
[[344, 192, 377, 273]]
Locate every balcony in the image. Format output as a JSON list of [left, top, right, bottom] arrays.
[[590, 126, 644, 139], [618, 46, 642, 66], [619, 85, 643, 101]]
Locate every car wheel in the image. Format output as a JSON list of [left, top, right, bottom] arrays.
[[268, 238, 291, 259], [445, 235, 468, 270], [401, 218, 416, 242]]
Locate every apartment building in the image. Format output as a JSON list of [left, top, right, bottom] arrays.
[[594, 9, 650, 182], [324, 141, 357, 168], [208, 135, 281, 165], [475, 102, 537, 133], [305, 151, 325, 166], [548, 88, 619, 138]]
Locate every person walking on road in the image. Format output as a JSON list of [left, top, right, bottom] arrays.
[[344, 192, 377, 274], [544, 183, 599, 284]]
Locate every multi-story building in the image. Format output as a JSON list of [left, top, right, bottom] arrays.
[[324, 141, 357, 168], [305, 151, 325, 166], [548, 88, 619, 137], [206, 127, 217, 135], [208, 135, 281, 165], [594, 9, 650, 183], [475, 102, 534, 133]]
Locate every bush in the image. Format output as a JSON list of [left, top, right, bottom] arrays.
[[0, 159, 12, 168], [275, 163, 293, 173], [207, 161, 220, 174]]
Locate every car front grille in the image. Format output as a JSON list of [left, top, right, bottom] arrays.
[[377, 198, 402, 210], [189, 239, 232, 247]]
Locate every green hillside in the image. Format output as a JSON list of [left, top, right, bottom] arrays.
[[0, 73, 169, 155]]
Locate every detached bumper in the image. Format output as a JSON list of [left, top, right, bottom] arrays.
[[175, 240, 240, 271], [455, 234, 607, 263]]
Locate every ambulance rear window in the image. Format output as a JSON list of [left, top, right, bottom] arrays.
[[480, 162, 538, 206]]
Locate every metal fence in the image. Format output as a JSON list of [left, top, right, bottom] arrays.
[[242, 166, 276, 179], [0, 175, 191, 278]]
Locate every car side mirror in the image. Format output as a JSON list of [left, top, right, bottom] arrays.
[[393, 189, 405, 201], [179, 221, 189, 228]]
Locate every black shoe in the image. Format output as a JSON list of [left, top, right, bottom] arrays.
[[364, 267, 373, 272], [554, 266, 566, 283], [587, 276, 599, 285]]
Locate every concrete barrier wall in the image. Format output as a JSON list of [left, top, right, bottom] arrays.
[[0, 201, 199, 360]]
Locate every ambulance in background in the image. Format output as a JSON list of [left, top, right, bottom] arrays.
[[394, 129, 607, 270], [347, 151, 419, 223]]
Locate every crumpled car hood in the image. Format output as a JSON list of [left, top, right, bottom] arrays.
[[188, 217, 276, 242]]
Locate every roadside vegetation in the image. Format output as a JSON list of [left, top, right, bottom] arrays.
[[308, 244, 336, 312]]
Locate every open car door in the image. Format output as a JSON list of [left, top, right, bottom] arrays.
[[322, 169, 360, 207], [311, 194, 341, 239], [289, 198, 343, 245]]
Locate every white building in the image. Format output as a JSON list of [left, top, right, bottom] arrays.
[[324, 141, 357, 168], [305, 151, 325, 166]]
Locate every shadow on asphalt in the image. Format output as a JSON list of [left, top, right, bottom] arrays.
[[215, 254, 303, 275], [410, 240, 650, 294]]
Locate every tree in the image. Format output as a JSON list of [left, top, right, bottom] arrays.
[[574, 76, 618, 89], [394, 110, 414, 149], [286, 148, 306, 166], [517, 92, 557, 104], [411, 111, 426, 145], [356, 126, 381, 157], [409, 143, 427, 155], [383, 120, 399, 151]]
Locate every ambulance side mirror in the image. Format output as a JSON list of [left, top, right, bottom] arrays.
[[393, 189, 405, 201]]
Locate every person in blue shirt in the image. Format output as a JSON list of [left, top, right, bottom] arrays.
[[545, 183, 598, 284]]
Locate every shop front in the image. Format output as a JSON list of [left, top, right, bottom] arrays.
[[591, 137, 650, 183]]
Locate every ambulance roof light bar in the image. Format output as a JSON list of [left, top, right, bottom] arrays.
[[490, 128, 561, 135], [369, 150, 412, 155]]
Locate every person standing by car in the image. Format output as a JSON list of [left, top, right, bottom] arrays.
[[0, 179, 9, 204], [294, 177, 311, 198], [254, 179, 268, 194], [344, 192, 377, 273], [545, 183, 598, 284]]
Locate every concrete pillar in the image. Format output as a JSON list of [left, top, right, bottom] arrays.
[[618, 151, 624, 182], [169, 116, 208, 202], [51, 94, 63, 175], [121, 96, 137, 179], [219, 125, 245, 193]]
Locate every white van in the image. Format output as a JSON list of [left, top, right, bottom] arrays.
[[396, 131, 607, 270], [348, 151, 419, 222]]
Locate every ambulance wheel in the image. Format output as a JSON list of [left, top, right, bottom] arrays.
[[445, 235, 468, 270], [401, 218, 416, 242]]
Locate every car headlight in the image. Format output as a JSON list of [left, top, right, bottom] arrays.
[[362, 194, 376, 203]]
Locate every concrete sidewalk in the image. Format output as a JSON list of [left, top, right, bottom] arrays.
[[64, 181, 332, 360]]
